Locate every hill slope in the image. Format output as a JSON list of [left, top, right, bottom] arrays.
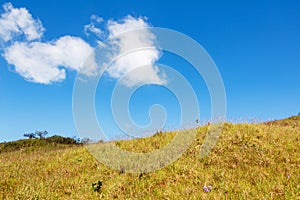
[[1, 117, 300, 199]]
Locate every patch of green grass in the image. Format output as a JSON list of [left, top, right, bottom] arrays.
[[0, 117, 299, 199]]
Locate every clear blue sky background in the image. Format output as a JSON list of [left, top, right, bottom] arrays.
[[0, 0, 299, 142]]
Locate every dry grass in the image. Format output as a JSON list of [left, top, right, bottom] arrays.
[[1, 116, 299, 199]]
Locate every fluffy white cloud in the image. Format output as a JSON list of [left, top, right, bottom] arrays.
[[0, 3, 96, 84], [105, 16, 167, 87], [0, 2, 44, 42], [0, 2, 166, 87], [3, 36, 96, 84]]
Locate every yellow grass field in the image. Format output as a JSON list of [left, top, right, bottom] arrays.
[[1, 116, 300, 199]]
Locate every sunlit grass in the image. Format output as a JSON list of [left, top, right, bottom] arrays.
[[0, 116, 299, 199]]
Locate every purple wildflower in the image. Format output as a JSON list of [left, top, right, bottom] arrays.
[[203, 185, 213, 193], [203, 185, 212, 192], [203, 186, 210, 192]]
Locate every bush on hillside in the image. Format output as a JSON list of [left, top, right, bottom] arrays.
[[0, 135, 78, 153], [45, 135, 77, 144]]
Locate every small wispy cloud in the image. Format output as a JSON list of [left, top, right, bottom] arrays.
[[84, 15, 104, 38], [0, 2, 167, 87]]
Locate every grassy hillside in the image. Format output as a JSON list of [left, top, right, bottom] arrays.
[[1, 116, 300, 199]]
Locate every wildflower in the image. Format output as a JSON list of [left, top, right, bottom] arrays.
[[203, 186, 209, 192], [203, 185, 212, 192]]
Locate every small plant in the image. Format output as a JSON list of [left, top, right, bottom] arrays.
[[138, 172, 146, 180], [92, 180, 102, 192], [120, 165, 125, 174]]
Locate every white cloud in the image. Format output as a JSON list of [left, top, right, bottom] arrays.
[[105, 16, 167, 87], [91, 14, 103, 23], [0, 2, 44, 42], [84, 15, 104, 38], [0, 2, 166, 87], [0, 3, 96, 84], [120, 63, 167, 87], [3, 36, 96, 84]]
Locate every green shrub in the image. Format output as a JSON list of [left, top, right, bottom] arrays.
[[45, 135, 77, 144]]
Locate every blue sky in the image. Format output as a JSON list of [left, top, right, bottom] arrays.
[[0, 0, 300, 142]]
